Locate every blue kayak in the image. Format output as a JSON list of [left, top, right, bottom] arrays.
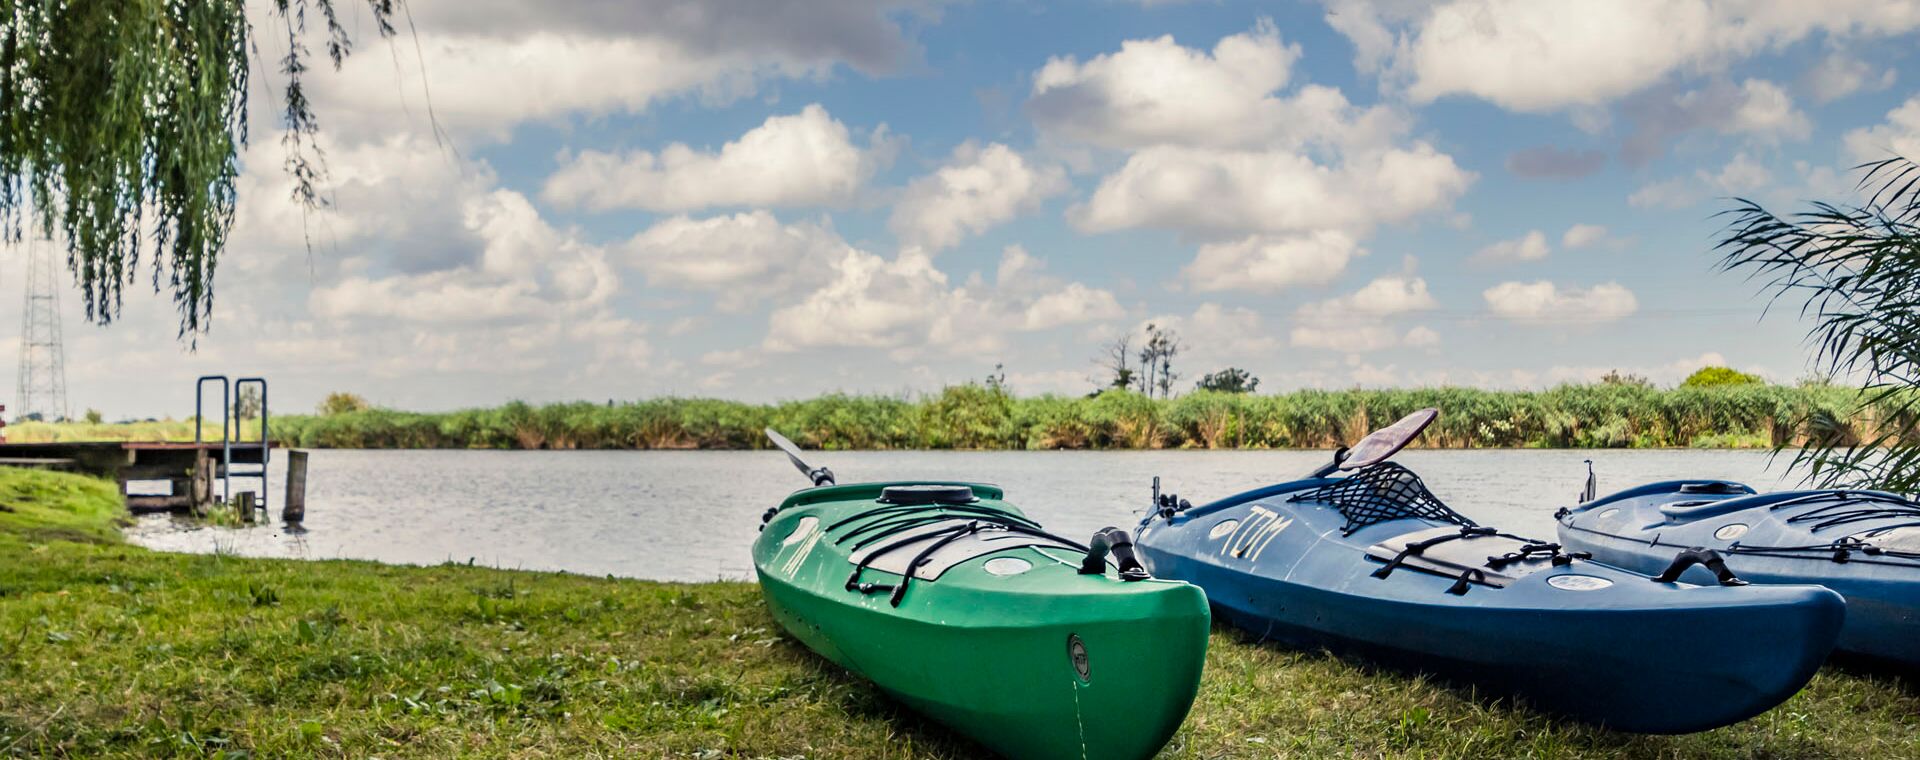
[[1136, 410, 1845, 734], [1557, 480, 1920, 669]]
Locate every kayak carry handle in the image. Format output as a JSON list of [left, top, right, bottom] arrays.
[[1080, 527, 1150, 581], [1653, 547, 1748, 587]]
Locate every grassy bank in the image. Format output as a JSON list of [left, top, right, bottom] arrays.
[[1, 468, 1918, 757], [17, 383, 1907, 451]]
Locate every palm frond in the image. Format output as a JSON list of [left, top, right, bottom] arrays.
[[1718, 156, 1920, 493]]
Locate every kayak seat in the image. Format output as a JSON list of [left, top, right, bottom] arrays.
[[1365, 525, 1588, 593]]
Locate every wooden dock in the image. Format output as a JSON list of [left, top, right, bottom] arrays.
[[0, 440, 278, 513]]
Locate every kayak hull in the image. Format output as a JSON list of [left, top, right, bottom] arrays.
[[1558, 483, 1920, 669], [1139, 479, 1844, 734], [755, 482, 1209, 760]]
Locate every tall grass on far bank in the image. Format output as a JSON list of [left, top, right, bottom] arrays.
[[255, 382, 1893, 451], [11, 382, 1901, 452], [5, 418, 263, 445]]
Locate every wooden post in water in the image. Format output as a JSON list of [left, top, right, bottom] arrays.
[[191, 448, 215, 516], [283, 450, 308, 524], [235, 490, 255, 523]]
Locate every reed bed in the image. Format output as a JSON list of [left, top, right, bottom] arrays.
[[231, 383, 1897, 451]]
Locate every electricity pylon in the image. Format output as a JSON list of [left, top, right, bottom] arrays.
[[16, 235, 68, 422]]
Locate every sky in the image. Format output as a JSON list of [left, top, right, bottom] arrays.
[[17, 0, 1920, 419]]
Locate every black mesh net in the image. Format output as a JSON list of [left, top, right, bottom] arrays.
[[1289, 461, 1476, 536]]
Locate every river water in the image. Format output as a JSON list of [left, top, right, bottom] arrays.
[[126, 449, 1803, 582]]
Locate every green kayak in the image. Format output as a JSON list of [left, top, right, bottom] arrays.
[[752, 433, 1209, 760]]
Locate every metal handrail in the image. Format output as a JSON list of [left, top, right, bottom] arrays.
[[236, 377, 269, 510], [195, 375, 231, 503]]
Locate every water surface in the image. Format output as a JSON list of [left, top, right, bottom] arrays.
[[127, 449, 1800, 582]]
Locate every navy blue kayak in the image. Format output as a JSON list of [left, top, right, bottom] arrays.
[[1136, 410, 1845, 734], [1557, 480, 1920, 669]]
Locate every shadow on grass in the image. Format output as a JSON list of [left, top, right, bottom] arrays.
[[767, 636, 996, 759], [1827, 651, 1920, 692], [1209, 622, 1652, 749]]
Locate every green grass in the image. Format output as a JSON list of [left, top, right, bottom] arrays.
[[17, 382, 1905, 452], [1, 468, 1917, 757], [5, 419, 262, 445]]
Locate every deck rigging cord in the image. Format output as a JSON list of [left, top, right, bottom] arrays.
[[831, 501, 1097, 606], [1720, 491, 1920, 567], [1289, 462, 1479, 536]]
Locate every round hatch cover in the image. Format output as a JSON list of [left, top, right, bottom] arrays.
[[1209, 519, 1241, 540], [878, 484, 978, 505], [1067, 634, 1091, 682], [1547, 574, 1614, 591], [982, 557, 1032, 576], [1714, 523, 1750, 541]]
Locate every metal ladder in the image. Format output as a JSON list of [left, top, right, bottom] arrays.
[[196, 375, 270, 509]]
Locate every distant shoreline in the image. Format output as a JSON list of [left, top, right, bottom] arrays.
[[9, 382, 1895, 452]]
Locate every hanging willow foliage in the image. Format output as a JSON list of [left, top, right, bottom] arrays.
[[1718, 156, 1920, 493], [0, 0, 399, 335]]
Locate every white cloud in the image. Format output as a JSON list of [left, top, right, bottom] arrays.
[[1142, 304, 1283, 368], [1725, 79, 1811, 138], [1561, 223, 1609, 249], [1366, 0, 1920, 112], [765, 244, 1122, 352], [1845, 95, 1920, 163], [1708, 152, 1774, 193], [298, 1, 933, 143], [311, 188, 617, 323], [543, 105, 889, 212], [620, 211, 852, 312], [1314, 275, 1439, 317], [1028, 20, 1405, 152], [889, 143, 1067, 251], [1628, 176, 1702, 209], [1034, 23, 1468, 302], [1805, 52, 1897, 103], [1482, 281, 1639, 323], [1023, 283, 1124, 331], [765, 248, 986, 351], [1183, 231, 1360, 293], [1403, 325, 1441, 347], [1073, 142, 1472, 236], [1290, 324, 1401, 353], [1290, 275, 1439, 353], [1627, 152, 1776, 209], [1030, 19, 1298, 149], [996, 245, 1045, 288], [1472, 230, 1550, 263]]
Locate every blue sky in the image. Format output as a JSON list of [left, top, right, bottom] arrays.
[[25, 0, 1920, 417]]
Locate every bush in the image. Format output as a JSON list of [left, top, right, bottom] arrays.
[[318, 392, 371, 416], [1682, 366, 1764, 388]]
